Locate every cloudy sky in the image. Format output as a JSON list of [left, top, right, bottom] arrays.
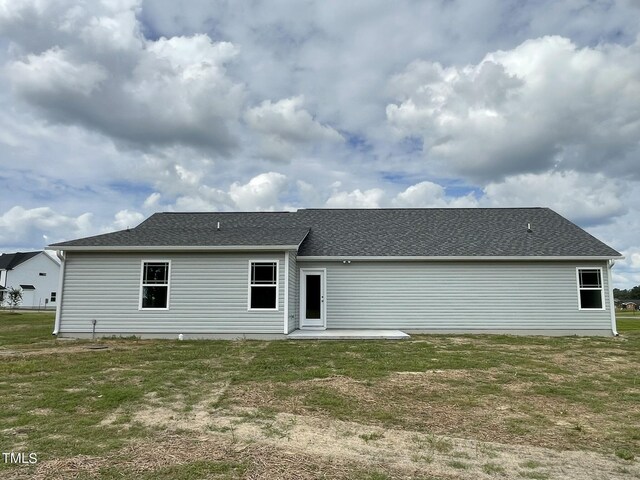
[[1, 0, 639, 287]]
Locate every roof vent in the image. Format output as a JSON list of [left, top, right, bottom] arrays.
[[217, 221, 220, 231], [527, 222, 532, 233]]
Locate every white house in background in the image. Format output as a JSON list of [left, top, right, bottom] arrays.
[[0, 252, 60, 309]]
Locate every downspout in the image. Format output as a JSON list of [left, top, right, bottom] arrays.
[[607, 259, 618, 337], [283, 251, 289, 334], [53, 250, 66, 336]]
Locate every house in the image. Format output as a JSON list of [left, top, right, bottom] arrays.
[[621, 301, 638, 311], [48, 208, 623, 338], [0, 251, 60, 309]]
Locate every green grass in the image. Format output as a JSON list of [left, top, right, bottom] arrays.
[[359, 431, 385, 442], [1, 311, 639, 478], [482, 462, 506, 475]]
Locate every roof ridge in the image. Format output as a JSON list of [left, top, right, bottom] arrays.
[[153, 207, 548, 214], [157, 211, 295, 215], [300, 207, 547, 211]]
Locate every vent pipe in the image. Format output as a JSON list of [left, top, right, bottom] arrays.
[[527, 222, 532, 233], [217, 222, 220, 230]]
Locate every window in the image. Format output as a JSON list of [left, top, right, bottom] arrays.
[[50, 292, 57, 302], [577, 268, 604, 310], [249, 261, 278, 310], [39, 272, 47, 276], [140, 261, 170, 309]]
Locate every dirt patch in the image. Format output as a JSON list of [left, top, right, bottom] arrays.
[[0, 340, 154, 357], [225, 371, 639, 453], [29, 408, 52, 416], [18, 406, 638, 480], [10, 434, 388, 480], [101, 382, 229, 431]]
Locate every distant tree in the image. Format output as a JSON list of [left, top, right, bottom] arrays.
[[614, 285, 640, 301], [7, 287, 22, 312]]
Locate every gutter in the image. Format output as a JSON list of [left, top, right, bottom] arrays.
[[46, 245, 301, 252], [607, 259, 619, 336], [297, 255, 625, 261], [52, 250, 66, 336]]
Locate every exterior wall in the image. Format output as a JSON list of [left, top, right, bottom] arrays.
[[1, 253, 60, 309], [287, 251, 298, 333], [298, 260, 613, 334], [59, 251, 287, 336]]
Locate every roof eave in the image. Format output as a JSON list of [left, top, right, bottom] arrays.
[[46, 245, 301, 252], [297, 255, 625, 261]]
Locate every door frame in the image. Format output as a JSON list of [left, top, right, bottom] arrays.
[[299, 268, 327, 330]]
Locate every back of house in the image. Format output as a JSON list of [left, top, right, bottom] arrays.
[[48, 208, 623, 338]]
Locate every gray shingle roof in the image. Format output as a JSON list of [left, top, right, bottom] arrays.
[[0, 252, 41, 270], [51, 212, 310, 248], [49, 208, 621, 258], [295, 208, 621, 257]]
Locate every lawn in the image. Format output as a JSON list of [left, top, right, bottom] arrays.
[[0, 311, 639, 479]]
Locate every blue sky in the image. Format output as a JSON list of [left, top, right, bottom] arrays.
[[0, 0, 639, 287]]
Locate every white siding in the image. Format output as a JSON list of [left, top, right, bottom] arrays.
[[59, 252, 286, 335], [299, 260, 613, 332]]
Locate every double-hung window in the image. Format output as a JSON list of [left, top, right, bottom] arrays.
[[577, 268, 604, 310], [140, 261, 170, 309], [248, 261, 278, 310]]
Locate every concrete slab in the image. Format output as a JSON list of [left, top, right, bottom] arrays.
[[287, 329, 410, 340]]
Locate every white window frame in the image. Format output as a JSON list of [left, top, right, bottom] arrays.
[[576, 267, 605, 311], [139, 260, 171, 311], [247, 259, 279, 312]]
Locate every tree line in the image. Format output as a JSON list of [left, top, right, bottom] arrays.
[[613, 285, 640, 301]]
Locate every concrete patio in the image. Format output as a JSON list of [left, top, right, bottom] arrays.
[[287, 329, 410, 340]]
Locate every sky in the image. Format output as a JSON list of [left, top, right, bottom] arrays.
[[0, 0, 639, 287]]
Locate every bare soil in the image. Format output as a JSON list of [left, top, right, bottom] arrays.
[[16, 383, 637, 480]]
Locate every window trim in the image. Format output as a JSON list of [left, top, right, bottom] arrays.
[[576, 267, 605, 311], [247, 259, 279, 312], [139, 260, 171, 311]]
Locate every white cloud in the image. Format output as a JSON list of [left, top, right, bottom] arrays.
[[0, 206, 93, 248], [112, 209, 144, 230], [387, 35, 640, 181], [174, 185, 232, 212], [3, 2, 245, 154], [481, 170, 627, 226], [325, 188, 386, 208], [245, 96, 343, 160], [392, 181, 478, 208], [143, 192, 162, 209], [229, 172, 289, 211], [7, 48, 108, 97]]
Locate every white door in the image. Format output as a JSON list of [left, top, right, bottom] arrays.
[[300, 269, 326, 329], [21, 289, 35, 308]]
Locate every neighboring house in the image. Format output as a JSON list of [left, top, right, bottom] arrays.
[[48, 208, 623, 338], [0, 252, 60, 309], [621, 301, 638, 311]]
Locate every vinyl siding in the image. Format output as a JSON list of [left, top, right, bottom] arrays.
[[287, 251, 298, 333], [298, 260, 612, 332], [59, 252, 286, 335]]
